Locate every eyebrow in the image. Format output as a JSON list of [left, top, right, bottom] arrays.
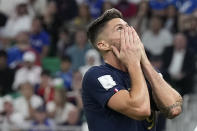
[[113, 23, 129, 30]]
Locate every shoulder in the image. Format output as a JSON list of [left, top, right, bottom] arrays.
[[7, 46, 17, 51], [160, 29, 172, 37], [40, 30, 49, 37], [82, 65, 116, 90], [14, 96, 25, 106], [46, 101, 55, 112], [83, 65, 111, 80], [66, 45, 76, 53], [142, 30, 152, 36], [142, 30, 152, 40], [31, 95, 43, 104], [64, 102, 76, 111], [33, 66, 42, 72], [14, 96, 24, 102], [15, 67, 26, 74]]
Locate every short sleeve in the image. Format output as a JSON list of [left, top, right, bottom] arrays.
[[82, 67, 126, 108]]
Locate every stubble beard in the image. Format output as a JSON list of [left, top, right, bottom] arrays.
[[110, 38, 121, 52]]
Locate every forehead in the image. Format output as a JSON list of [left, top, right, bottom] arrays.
[[106, 18, 127, 28]]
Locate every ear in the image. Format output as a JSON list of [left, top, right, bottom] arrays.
[[96, 40, 111, 51]]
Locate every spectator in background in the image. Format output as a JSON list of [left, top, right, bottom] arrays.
[[47, 88, 79, 125], [130, 1, 150, 36], [150, 56, 171, 83], [14, 82, 43, 120], [2, 1, 33, 38], [43, 1, 62, 56], [0, 0, 46, 17], [0, 50, 15, 96], [12, 51, 41, 90], [57, 28, 72, 57], [7, 31, 40, 69], [179, 0, 197, 14], [0, 0, 19, 17], [56, 0, 78, 22], [162, 33, 195, 96], [30, 17, 50, 58], [71, 4, 92, 30], [55, 56, 72, 91], [164, 5, 178, 34], [184, 16, 197, 54], [27, 0, 47, 16], [101, 1, 114, 13], [66, 28, 91, 70], [84, 0, 104, 18], [30, 105, 55, 131], [0, 12, 7, 27], [142, 15, 173, 56], [0, 95, 25, 131], [149, 0, 168, 17], [0, 35, 10, 50], [79, 49, 101, 76], [115, 0, 137, 20], [71, 71, 83, 110], [36, 70, 54, 103]]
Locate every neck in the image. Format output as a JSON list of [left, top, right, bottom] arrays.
[[103, 51, 127, 72]]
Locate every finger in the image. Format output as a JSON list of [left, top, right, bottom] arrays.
[[131, 27, 140, 44], [125, 27, 130, 47], [111, 46, 120, 58], [132, 27, 138, 45], [128, 27, 133, 45], [120, 28, 125, 50]]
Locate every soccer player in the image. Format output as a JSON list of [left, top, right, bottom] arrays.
[[82, 8, 182, 131]]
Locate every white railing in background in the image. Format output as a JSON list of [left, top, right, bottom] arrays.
[[0, 124, 82, 131]]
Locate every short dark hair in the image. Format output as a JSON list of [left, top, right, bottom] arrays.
[[41, 69, 51, 76], [0, 50, 7, 58], [87, 8, 123, 48], [61, 55, 71, 63]]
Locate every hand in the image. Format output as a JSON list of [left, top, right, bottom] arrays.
[[112, 27, 141, 67], [131, 27, 149, 65]]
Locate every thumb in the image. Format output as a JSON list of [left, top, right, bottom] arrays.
[[111, 46, 120, 58]]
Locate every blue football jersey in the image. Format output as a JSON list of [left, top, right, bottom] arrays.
[[82, 63, 158, 131]]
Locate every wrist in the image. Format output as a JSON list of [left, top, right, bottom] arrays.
[[141, 56, 151, 69], [127, 60, 141, 68], [127, 61, 141, 73]]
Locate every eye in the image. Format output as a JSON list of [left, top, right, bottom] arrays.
[[117, 26, 123, 31]]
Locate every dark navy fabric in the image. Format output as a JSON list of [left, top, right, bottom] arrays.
[[82, 63, 157, 131]]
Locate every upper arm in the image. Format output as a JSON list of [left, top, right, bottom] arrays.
[[107, 89, 151, 120], [83, 69, 125, 108]]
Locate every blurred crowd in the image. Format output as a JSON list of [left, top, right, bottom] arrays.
[[0, 0, 197, 131]]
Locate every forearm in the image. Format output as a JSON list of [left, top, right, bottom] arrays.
[[141, 60, 182, 118], [127, 63, 150, 111], [41, 46, 49, 58]]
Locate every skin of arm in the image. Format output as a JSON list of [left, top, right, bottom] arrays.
[[108, 27, 151, 120], [41, 45, 49, 58], [142, 60, 182, 119], [132, 28, 183, 119], [26, 99, 35, 120]]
